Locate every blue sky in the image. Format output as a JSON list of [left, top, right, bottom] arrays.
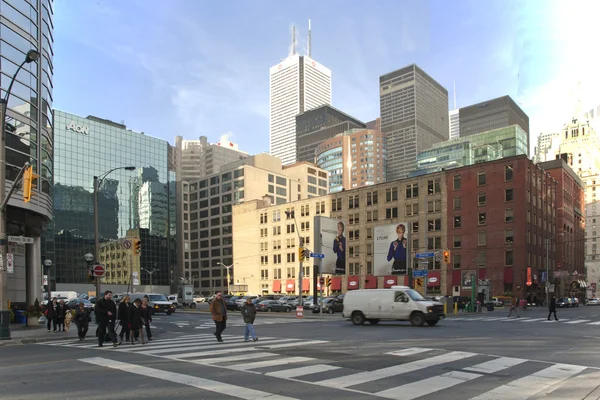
[[53, 0, 600, 155]]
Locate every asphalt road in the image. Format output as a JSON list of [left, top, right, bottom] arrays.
[[2, 305, 600, 400]]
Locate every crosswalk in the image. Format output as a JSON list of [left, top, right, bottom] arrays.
[[40, 335, 599, 399], [192, 317, 323, 329], [447, 315, 600, 326]]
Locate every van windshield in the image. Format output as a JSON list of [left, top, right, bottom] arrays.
[[406, 289, 425, 301], [149, 295, 167, 302]]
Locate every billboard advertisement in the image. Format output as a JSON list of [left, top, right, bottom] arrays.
[[374, 222, 409, 276], [313, 216, 347, 274], [462, 270, 476, 290]]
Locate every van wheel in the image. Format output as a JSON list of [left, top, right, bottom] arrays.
[[285, 307, 291, 312], [351, 312, 365, 325], [410, 312, 425, 327], [426, 319, 438, 326], [190, 303, 196, 309], [368, 319, 380, 325]]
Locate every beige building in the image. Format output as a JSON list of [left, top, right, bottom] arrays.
[[181, 153, 328, 294], [99, 231, 141, 285], [232, 172, 449, 296]]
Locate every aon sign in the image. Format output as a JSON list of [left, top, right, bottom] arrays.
[[66, 121, 89, 135]]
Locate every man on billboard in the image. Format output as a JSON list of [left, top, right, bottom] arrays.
[[386, 223, 407, 275], [333, 221, 346, 274]]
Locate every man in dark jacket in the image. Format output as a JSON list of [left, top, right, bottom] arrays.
[[548, 295, 558, 321], [95, 290, 119, 347], [209, 291, 227, 342], [241, 298, 258, 342]]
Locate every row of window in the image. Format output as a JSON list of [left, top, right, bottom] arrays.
[[259, 266, 312, 280]]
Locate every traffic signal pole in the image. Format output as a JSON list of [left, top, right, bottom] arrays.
[[93, 175, 101, 299]]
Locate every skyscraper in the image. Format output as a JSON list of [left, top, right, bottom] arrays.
[[379, 64, 449, 180], [449, 109, 460, 140], [175, 136, 248, 181], [269, 22, 332, 166]]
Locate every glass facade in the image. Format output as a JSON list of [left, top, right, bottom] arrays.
[[45, 111, 177, 287], [1, 0, 54, 218]]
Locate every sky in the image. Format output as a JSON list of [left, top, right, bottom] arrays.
[[53, 0, 600, 155]]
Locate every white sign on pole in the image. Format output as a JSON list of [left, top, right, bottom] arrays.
[[6, 253, 13, 273], [43, 275, 48, 285], [8, 236, 34, 244], [133, 271, 139, 285]]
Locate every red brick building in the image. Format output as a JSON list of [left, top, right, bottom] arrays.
[[538, 159, 586, 297], [446, 155, 558, 300]]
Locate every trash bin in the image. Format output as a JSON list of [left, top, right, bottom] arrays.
[[487, 304, 494, 312], [14, 310, 26, 324]]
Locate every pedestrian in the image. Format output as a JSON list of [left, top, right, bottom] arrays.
[[64, 308, 73, 332], [118, 295, 131, 344], [45, 298, 57, 332], [241, 298, 258, 342], [95, 290, 120, 348], [129, 298, 145, 345], [209, 291, 227, 342], [548, 295, 559, 321], [74, 302, 90, 340], [141, 297, 153, 341], [56, 299, 66, 332], [507, 297, 521, 318]]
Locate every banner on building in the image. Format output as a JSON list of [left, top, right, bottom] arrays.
[[314, 216, 347, 274], [373, 222, 409, 276], [462, 270, 476, 290]]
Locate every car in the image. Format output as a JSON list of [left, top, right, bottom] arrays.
[[66, 298, 94, 311], [235, 296, 258, 308], [256, 300, 292, 312], [556, 298, 570, 308], [313, 298, 343, 314], [587, 298, 600, 305], [129, 293, 176, 315]]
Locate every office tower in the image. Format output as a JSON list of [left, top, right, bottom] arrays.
[[379, 64, 449, 180], [449, 109, 460, 140], [534, 132, 560, 163], [270, 21, 332, 165], [175, 136, 248, 181]]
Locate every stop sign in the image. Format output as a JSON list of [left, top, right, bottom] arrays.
[[93, 264, 105, 277], [319, 277, 325, 285]]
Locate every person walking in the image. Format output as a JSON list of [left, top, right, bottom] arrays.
[[241, 298, 258, 342], [507, 297, 521, 318], [118, 295, 132, 344], [129, 298, 145, 344], [56, 300, 67, 332], [210, 291, 227, 342], [140, 298, 153, 341], [548, 295, 559, 321], [45, 298, 57, 332], [74, 302, 90, 340], [95, 290, 120, 348]]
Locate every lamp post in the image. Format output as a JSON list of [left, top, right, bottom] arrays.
[[546, 233, 564, 305], [0, 49, 40, 340], [43, 259, 52, 302], [93, 166, 136, 299], [217, 262, 233, 294], [141, 268, 158, 293]]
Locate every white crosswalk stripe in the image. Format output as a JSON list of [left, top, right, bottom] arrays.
[[446, 315, 600, 326], [193, 317, 323, 329], [44, 338, 598, 400]]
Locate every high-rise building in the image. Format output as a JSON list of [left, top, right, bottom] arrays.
[[315, 124, 387, 192], [379, 64, 449, 181], [534, 132, 560, 163], [181, 154, 328, 294], [459, 95, 530, 151], [269, 23, 332, 166], [46, 111, 177, 291], [175, 136, 248, 181], [449, 109, 460, 140], [295, 105, 365, 163], [2, 0, 54, 305]]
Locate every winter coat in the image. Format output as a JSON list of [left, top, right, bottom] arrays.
[[118, 302, 131, 324], [549, 297, 556, 311], [46, 303, 57, 319], [56, 304, 66, 320], [210, 298, 227, 322], [74, 308, 89, 327], [129, 305, 143, 330], [241, 303, 257, 324], [95, 298, 117, 324], [140, 305, 152, 326]]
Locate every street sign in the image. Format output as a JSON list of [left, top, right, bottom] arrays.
[[319, 277, 325, 285], [122, 239, 132, 249], [92, 264, 105, 277], [43, 275, 48, 286], [416, 252, 435, 259], [6, 253, 13, 273], [413, 269, 428, 277], [310, 253, 325, 259], [8, 236, 34, 244]]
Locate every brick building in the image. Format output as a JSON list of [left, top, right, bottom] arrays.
[[446, 155, 559, 300]]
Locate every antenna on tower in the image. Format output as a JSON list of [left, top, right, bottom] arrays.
[[291, 25, 297, 56], [453, 80, 457, 109], [307, 19, 312, 57]]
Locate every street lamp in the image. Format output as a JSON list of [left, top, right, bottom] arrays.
[[93, 166, 136, 298], [141, 268, 158, 293], [43, 259, 52, 302], [546, 233, 564, 305], [0, 49, 41, 340], [217, 262, 233, 294]]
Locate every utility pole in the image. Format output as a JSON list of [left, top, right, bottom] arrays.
[[217, 262, 233, 294], [142, 268, 158, 293]]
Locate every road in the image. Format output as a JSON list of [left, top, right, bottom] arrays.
[[1, 305, 600, 400]]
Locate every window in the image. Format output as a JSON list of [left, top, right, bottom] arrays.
[[315, 201, 325, 214], [275, 176, 286, 186], [478, 231, 487, 246], [286, 224, 295, 234], [427, 237, 441, 249], [274, 268, 282, 279], [260, 256, 268, 266], [367, 210, 379, 222], [301, 221, 310, 231], [260, 228, 268, 238], [406, 203, 419, 216], [478, 192, 486, 206], [453, 174, 461, 190], [367, 228, 373, 239], [453, 197, 461, 210], [505, 164, 514, 182], [261, 269, 269, 280], [412, 239, 419, 249], [428, 179, 441, 194], [349, 246, 359, 257], [286, 253, 296, 263], [301, 205, 310, 217], [386, 207, 398, 219], [505, 209, 514, 223], [477, 171, 486, 186], [349, 230, 360, 241], [349, 213, 360, 225], [272, 226, 281, 235], [367, 244, 373, 255], [505, 250, 514, 266], [261, 242, 268, 252], [273, 254, 282, 264], [331, 198, 342, 212], [349, 195, 359, 209], [286, 267, 295, 278], [412, 221, 419, 233], [405, 183, 419, 199], [259, 212, 268, 224], [478, 212, 487, 225], [386, 187, 398, 202], [428, 219, 441, 232], [454, 216, 461, 228], [453, 254, 461, 269], [367, 191, 378, 205], [505, 188, 514, 202], [286, 238, 295, 248], [453, 235, 461, 248], [285, 208, 294, 219], [505, 229, 514, 244], [234, 169, 244, 178], [272, 210, 281, 222], [272, 240, 282, 250], [477, 252, 486, 267], [427, 200, 442, 213]]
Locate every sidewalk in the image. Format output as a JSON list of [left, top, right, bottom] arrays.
[[0, 324, 77, 346]]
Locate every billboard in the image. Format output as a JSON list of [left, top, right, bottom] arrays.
[[314, 216, 347, 274], [462, 270, 476, 290], [374, 222, 409, 276]]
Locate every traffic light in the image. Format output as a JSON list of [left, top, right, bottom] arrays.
[[299, 246, 305, 262], [443, 250, 451, 264], [326, 277, 331, 287], [134, 239, 142, 255], [23, 166, 39, 203]]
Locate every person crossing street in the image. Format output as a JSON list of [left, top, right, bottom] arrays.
[[548, 295, 559, 321], [210, 291, 227, 342]]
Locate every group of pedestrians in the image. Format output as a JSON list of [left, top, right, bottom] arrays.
[[44, 298, 68, 332], [209, 291, 258, 342], [507, 295, 561, 320]]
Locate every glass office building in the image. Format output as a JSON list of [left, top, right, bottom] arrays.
[[45, 111, 177, 288]]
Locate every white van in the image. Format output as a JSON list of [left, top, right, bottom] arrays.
[[342, 286, 445, 327]]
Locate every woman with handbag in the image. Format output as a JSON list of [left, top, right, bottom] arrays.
[[140, 297, 153, 341], [118, 295, 132, 344], [129, 298, 145, 344]]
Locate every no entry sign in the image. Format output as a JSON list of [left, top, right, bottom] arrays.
[[93, 264, 105, 277]]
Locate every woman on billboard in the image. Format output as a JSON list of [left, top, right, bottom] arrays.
[[333, 221, 346, 274], [386, 223, 407, 274]]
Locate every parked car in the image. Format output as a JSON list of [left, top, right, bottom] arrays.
[[587, 298, 600, 305], [256, 300, 292, 312], [313, 298, 343, 314], [572, 297, 580, 307], [235, 296, 258, 308], [66, 298, 94, 311], [556, 298, 570, 308], [225, 296, 241, 311]]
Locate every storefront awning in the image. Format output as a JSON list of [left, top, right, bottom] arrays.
[[347, 275, 359, 290], [273, 280, 281, 293]]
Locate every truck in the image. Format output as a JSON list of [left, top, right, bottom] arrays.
[[177, 284, 194, 307]]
